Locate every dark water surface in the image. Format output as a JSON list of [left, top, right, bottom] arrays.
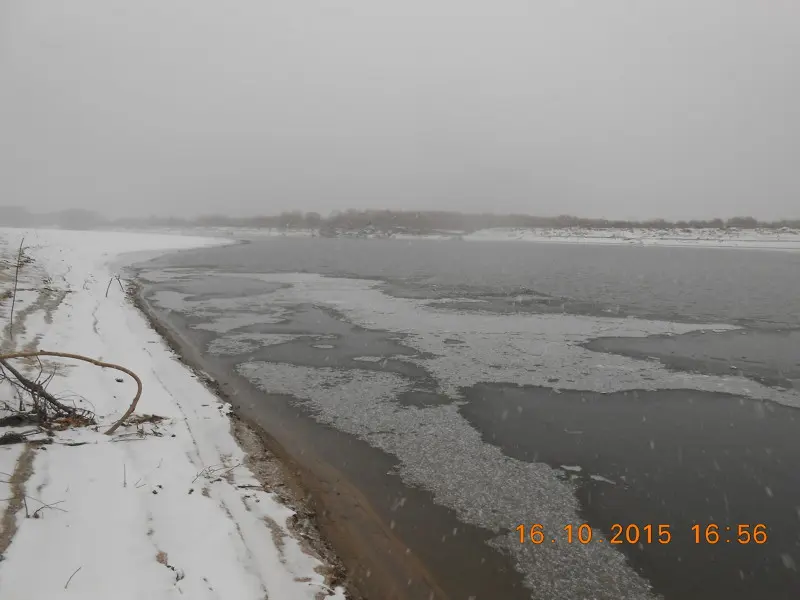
[[461, 384, 800, 600], [138, 238, 800, 600], [150, 237, 800, 327]]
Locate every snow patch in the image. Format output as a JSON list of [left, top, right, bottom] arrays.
[[464, 227, 800, 251]]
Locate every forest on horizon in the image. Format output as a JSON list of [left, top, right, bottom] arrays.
[[2, 205, 799, 233]]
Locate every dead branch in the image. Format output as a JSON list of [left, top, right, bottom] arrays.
[[31, 499, 66, 518], [0, 358, 84, 418], [105, 274, 124, 298], [9, 237, 24, 331], [64, 566, 82, 589], [0, 351, 142, 435]]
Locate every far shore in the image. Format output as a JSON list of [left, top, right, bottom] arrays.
[[103, 224, 800, 250]]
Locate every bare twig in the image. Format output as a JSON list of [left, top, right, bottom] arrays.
[[105, 275, 124, 298], [9, 237, 24, 331], [35, 355, 44, 382], [192, 462, 243, 484], [30, 498, 66, 518], [64, 566, 82, 589], [133, 458, 163, 488]]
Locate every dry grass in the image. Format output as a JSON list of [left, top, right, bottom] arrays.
[[127, 414, 166, 425]]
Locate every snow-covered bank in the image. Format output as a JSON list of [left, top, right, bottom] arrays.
[[105, 224, 800, 249], [111, 225, 456, 241], [464, 226, 800, 249], [0, 228, 345, 600], [111, 226, 318, 239]]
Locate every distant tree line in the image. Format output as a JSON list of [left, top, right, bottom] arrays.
[[1, 206, 799, 233], [108, 210, 800, 233]]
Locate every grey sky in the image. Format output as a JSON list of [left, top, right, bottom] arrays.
[[1, 0, 798, 220]]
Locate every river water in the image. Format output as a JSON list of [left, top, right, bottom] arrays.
[[135, 237, 800, 600]]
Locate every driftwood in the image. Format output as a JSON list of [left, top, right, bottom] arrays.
[[0, 351, 142, 435], [3, 240, 142, 435], [0, 358, 82, 418]]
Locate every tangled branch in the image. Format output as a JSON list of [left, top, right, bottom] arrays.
[[0, 358, 83, 419], [0, 351, 142, 435]]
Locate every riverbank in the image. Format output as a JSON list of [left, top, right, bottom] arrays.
[[463, 226, 800, 249], [104, 224, 800, 250], [0, 228, 346, 600]]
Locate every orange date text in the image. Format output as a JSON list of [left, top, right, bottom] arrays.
[[516, 523, 672, 545], [516, 523, 769, 545]]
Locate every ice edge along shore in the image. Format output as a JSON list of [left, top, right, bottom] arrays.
[[0, 227, 346, 600]]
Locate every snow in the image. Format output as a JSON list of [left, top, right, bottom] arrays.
[[112, 226, 318, 240], [589, 474, 616, 485], [560, 465, 583, 473], [60, 224, 800, 250], [0, 228, 344, 600], [351, 356, 383, 363], [463, 226, 800, 250]]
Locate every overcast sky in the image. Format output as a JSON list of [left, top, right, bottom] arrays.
[[1, 1, 798, 220]]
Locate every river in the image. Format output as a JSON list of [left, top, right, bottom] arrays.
[[132, 237, 800, 600]]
